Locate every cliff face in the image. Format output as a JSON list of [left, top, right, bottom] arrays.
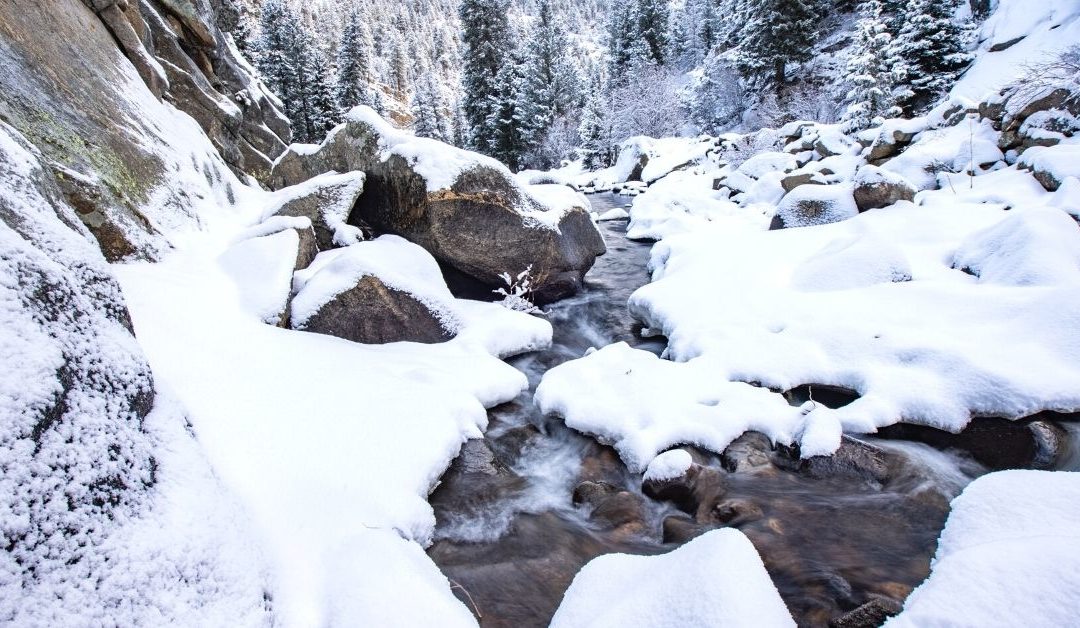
[[0, 0, 287, 261]]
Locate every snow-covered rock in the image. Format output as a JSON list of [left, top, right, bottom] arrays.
[[952, 206, 1080, 286], [1019, 143, 1080, 191], [550, 529, 795, 628], [771, 184, 858, 229], [291, 235, 460, 344], [852, 166, 917, 211], [271, 107, 606, 303], [737, 151, 799, 179], [264, 171, 367, 250], [887, 470, 1080, 628], [219, 222, 313, 325]]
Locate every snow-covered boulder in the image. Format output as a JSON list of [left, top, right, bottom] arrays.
[[886, 471, 1080, 628], [1019, 143, 1080, 191], [771, 184, 859, 230], [271, 107, 606, 303], [953, 207, 1080, 286], [291, 235, 460, 344], [265, 171, 367, 250], [852, 166, 917, 211], [737, 151, 799, 179], [550, 529, 795, 628]]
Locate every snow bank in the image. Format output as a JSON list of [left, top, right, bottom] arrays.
[[117, 232, 551, 625], [540, 199, 1080, 463], [550, 529, 795, 628], [953, 0, 1080, 102], [887, 470, 1080, 628], [626, 170, 769, 240], [953, 207, 1080, 286], [219, 227, 301, 324]]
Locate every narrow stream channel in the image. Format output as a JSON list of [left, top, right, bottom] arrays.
[[427, 194, 1076, 627]]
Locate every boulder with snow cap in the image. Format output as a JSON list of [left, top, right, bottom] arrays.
[[271, 108, 606, 303], [852, 166, 917, 211], [771, 184, 859, 230], [266, 171, 367, 250], [289, 235, 460, 344]]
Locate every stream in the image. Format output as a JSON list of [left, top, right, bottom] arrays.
[[427, 193, 1078, 627]]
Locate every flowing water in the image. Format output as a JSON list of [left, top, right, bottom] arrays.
[[427, 194, 1075, 627]]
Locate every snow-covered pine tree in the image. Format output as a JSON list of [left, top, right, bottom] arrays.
[[890, 0, 972, 113], [255, 0, 297, 106], [734, 0, 828, 90], [412, 73, 449, 141], [578, 71, 613, 169], [840, 0, 902, 132], [335, 8, 376, 111], [689, 52, 747, 133], [484, 42, 526, 170], [634, 0, 671, 67], [292, 26, 340, 142], [460, 0, 513, 151], [516, 0, 582, 168]]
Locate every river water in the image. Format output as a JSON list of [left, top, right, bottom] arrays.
[[427, 194, 1074, 627]]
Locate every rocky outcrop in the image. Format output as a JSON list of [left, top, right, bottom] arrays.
[[0, 0, 272, 260], [0, 122, 157, 612], [82, 0, 290, 180], [270, 110, 607, 303], [268, 171, 368, 250]]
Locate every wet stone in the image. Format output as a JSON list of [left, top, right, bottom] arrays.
[[829, 596, 904, 628]]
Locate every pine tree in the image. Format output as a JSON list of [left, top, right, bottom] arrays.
[[292, 27, 339, 142], [840, 0, 902, 132], [516, 0, 582, 167], [485, 43, 526, 170], [890, 0, 972, 112], [460, 0, 512, 151], [412, 73, 448, 141], [256, 0, 297, 105], [734, 0, 828, 90], [578, 72, 613, 169], [336, 9, 376, 111], [634, 0, 671, 66]]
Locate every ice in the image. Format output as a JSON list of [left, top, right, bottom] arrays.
[[887, 471, 1080, 628], [550, 529, 795, 628]]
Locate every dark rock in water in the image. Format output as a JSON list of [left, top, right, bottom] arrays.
[[572, 481, 619, 506], [643, 463, 729, 522], [578, 444, 628, 486], [721, 431, 775, 472], [785, 384, 860, 409], [829, 596, 903, 628], [662, 515, 706, 544], [711, 498, 765, 527], [270, 116, 606, 304], [877, 417, 1068, 470], [589, 491, 647, 530], [798, 436, 890, 484], [294, 275, 455, 344]]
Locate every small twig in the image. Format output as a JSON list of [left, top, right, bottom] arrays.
[[449, 579, 483, 619]]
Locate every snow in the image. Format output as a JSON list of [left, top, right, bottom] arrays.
[[550, 529, 795, 628], [626, 170, 769, 241], [527, 183, 591, 226], [262, 171, 366, 247], [881, 119, 1004, 190], [1020, 143, 1080, 188], [953, 207, 1080, 286], [115, 238, 548, 625], [218, 228, 300, 324], [643, 449, 694, 482], [952, 0, 1080, 103], [737, 151, 799, 179], [291, 235, 461, 331], [597, 207, 630, 221], [887, 470, 1080, 628], [539, 197, 1080, 464]]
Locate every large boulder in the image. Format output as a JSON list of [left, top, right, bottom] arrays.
[[271, 108, 607, 303], [771, 184, 859, 230], [852, 165, 916, 211], [290, 235, 459, 344]]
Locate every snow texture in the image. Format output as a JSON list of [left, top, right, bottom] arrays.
[[219, 227, 301, 324], [887, 471, 1080, 628], [774, 184, 859, 228], [643, 449, 694, 482], [550, 528, 795, 628]]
